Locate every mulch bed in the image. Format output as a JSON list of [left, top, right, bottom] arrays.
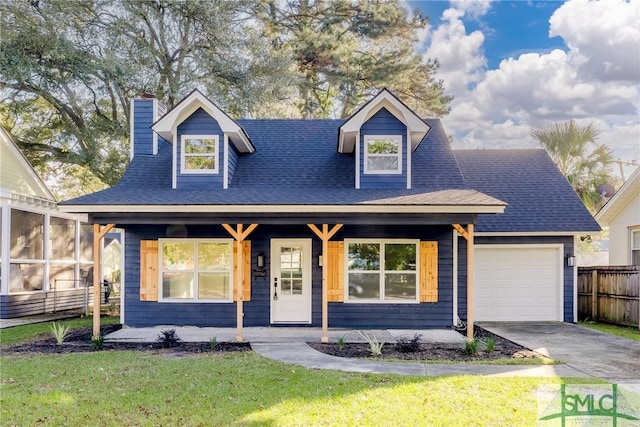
[[2, 324, 250, 355], [3, 325, 542, 362], [308, 328, 543, 362]]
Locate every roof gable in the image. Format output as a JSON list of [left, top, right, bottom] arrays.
[[152, 89, 254, 153], [595, 167, 640, 226], [338, 88, 430, 154], [0, 127, 55, 201]]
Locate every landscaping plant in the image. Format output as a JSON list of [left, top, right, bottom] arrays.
[[464, 338, 479, 355], [50, 322, 70, 344], [209, 336, 218, 349], [156, 329, 182, 348], [357, 331, 384, 356], [395, 333, 422, 353], [484, 336, 496, 352], [336, 335, 346, 350], [91, 334, 104, 351]]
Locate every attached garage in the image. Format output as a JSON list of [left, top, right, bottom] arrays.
[[474, 245, 563, 321]]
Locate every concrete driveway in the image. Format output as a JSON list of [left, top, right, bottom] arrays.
[[480, 322, 640, 382]]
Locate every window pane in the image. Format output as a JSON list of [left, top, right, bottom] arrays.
[[198, 243, 230, 270], [162, 272, 193, 298], [185, 138, 215, 154], [367, 138, 398, 154], [162, 243, 194, 270], [385, 244, 416, 271], [9, 263, 43, 292], [367, 157, 398, 171], [385, 273, 416, 300], [348, 243, 380, 271], [10, 210, 44, 259], [50, 217, 76, 260], [292, 280, 303, 294], [198, 272, 229, 299], [281, 278, 292, 293], [633, 250, 640, 266], [633, 231, 640, 249], [50, 264, 76, 289], [348, 272, 380, 299], [185, 156, 215, 170], [79, 224, 94, 261]]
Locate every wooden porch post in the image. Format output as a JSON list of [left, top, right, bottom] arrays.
[[467, 224, 474, 339], [222, 223, 258, 342], [453, 223, 475, 339], [307, 224, 343, 343], [92, 223, 115, 338]]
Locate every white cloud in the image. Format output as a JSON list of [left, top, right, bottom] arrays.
[[419, 0, 640, 174]]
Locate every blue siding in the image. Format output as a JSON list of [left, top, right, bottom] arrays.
[[176, 108, 224, 189], [133, 99, 156, 157], [456, 235, 575, 323], [123, 224, 455, 329], [359, 108, 407, 189], [227, 143, 240, 185]]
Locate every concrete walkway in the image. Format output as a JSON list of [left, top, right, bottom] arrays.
[[105, 325, 589, 378], [480, 322, 640, 382]]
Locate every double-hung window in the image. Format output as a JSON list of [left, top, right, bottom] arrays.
[[364, 135, 402, 174], [346, 240, 418, 302], [632, 229, 640, 266], [181, 135, 219, 173], [160, 239, 232, 301]]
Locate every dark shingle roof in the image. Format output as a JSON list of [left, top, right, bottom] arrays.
[[454, 149, 601, 233], [63, 119, 503, 207]]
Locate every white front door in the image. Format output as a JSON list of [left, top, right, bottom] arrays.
[[270, 239, 312, 323]]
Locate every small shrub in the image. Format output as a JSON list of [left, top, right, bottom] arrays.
[[50, 322, 70, 344], [483, 336, 496, 352], [91, 334, 105, 351], [156, 329, 182, 348], [336, 335, 346, 350], [464, 338, 479, 356], [357, 331, 384, 356], [395, 333, 422, 353], [209, 336, 218, 349]]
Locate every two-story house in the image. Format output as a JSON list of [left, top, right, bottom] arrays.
[[61, 89, 600, 341]]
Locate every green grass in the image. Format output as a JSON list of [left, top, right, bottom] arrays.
[[579, 321, 640, 342], [0, 316, 119, 346], [1, 351, 601, 426]]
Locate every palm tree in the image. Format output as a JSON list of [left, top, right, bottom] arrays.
[[531, 120, 616, 213]]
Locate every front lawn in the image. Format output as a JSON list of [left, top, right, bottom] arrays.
[[1, 351, 592, 426], [579, 321, 640, 342]]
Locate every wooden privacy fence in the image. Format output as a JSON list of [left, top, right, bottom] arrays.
[[578, 266, 640, 328]]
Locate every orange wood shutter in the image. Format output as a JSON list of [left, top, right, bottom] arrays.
[[233, 240, 252, 302], [140, 240, 159, 301], [420, 241, 438, 302], [327, 241, 344, 302]]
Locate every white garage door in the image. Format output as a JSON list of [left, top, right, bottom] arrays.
[[474, 245, 563, 321]]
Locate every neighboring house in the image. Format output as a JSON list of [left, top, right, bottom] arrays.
[[0, 127, 97, 318], [595, 167, 640, 265], [60, 89, 599, 336]]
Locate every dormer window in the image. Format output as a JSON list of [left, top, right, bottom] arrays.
[[181, 135, 219, 174], [364, 135, 402, 174]]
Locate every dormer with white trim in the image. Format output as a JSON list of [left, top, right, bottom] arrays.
[[338, 89, 430, 189], [150, 90, 255, 190]]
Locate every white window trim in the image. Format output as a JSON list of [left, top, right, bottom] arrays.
[[158, 238, 234, 303], [631, 228, 640, 265], [180, 134, 219, 175], [344, 238, 419, 304], [363, 135, 402, 175]]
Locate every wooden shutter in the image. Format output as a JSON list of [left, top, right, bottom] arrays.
[[420, 241, 438, 302], [327, 241, 344, 302], [140, 240, 159, 301], [233, 240, 252, 302]]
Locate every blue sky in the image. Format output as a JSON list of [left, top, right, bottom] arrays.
[[406, 0, 639, 179]]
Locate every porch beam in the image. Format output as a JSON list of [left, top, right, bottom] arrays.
[[92, 223, 115, 338], [467, 224, 475, 339], [222, 223, 258, 342], [307, 223, 343, 343]]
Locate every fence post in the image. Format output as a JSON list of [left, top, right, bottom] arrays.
[[591, 269, 598, 320]]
